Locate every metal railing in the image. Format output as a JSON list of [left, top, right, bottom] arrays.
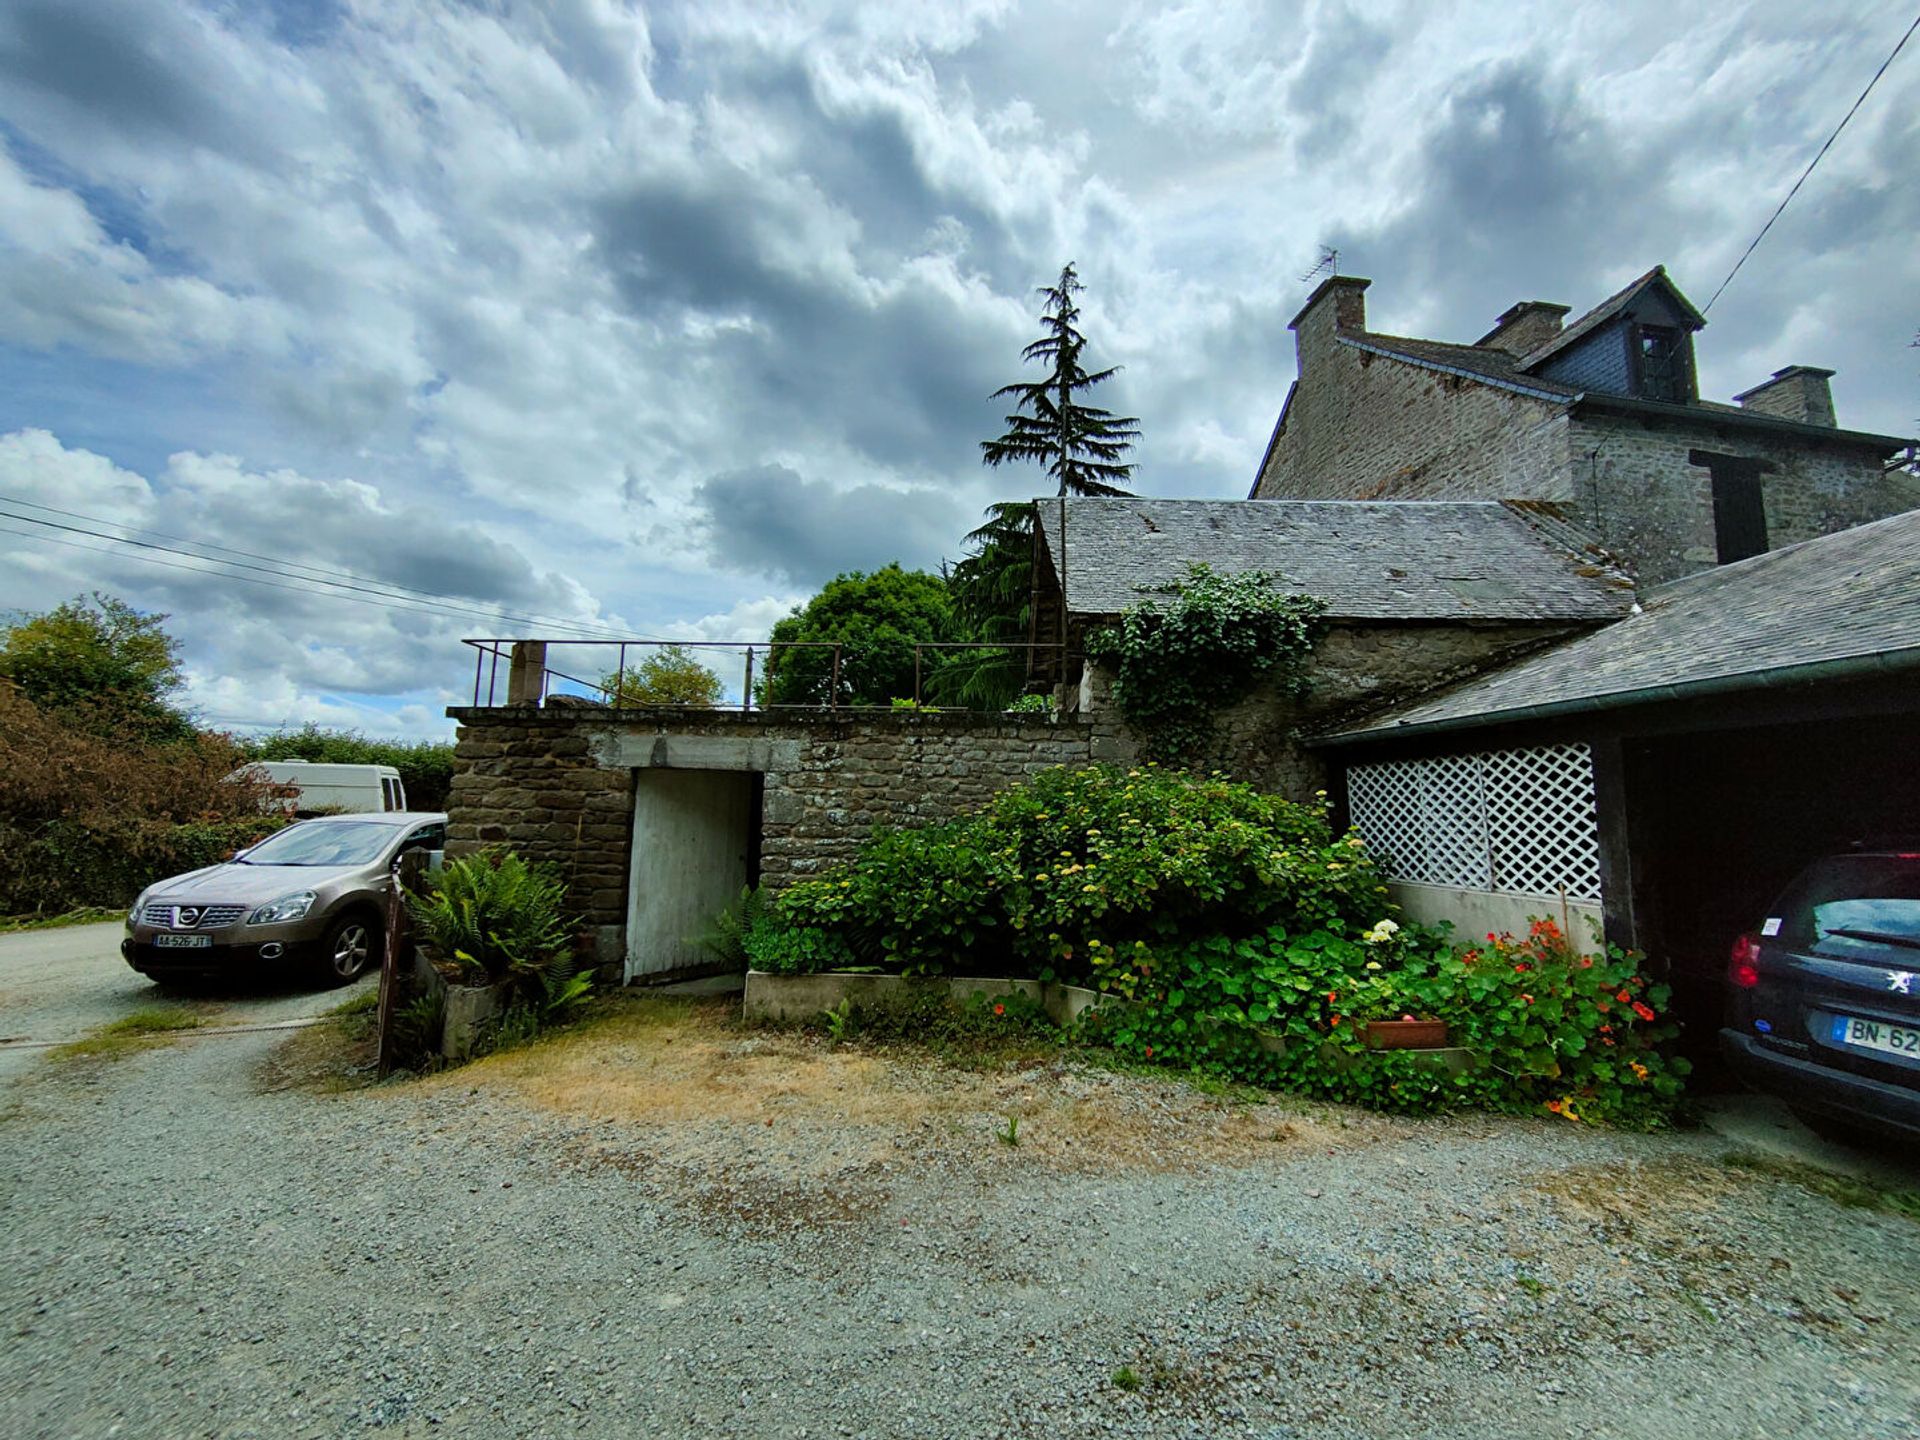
[[462, 637, 1074, 712]]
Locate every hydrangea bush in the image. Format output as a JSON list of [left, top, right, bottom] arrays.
[[743, 764, 1388, 981]]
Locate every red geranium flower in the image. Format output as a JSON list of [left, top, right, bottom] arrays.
[[1520, 993, 1534, 1005], [1578, 957, 1593, 969], [1616, 990, 1632, 1003], [993, 1003, 1006, 1016], [1632, 1000, 1656, 1022]]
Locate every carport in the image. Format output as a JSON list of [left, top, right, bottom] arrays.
[[1317, 510, 1920, 1068]]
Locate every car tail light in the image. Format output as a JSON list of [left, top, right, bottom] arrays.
[[1729, 933, 1762, 989]]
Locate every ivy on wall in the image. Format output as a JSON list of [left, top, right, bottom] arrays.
[[1085, 564, 1327, 761]]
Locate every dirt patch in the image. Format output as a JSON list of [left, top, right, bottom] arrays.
[[415, 996, 1359, 1183]]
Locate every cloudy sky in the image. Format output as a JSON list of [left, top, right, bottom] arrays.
[[1, 0, 1915, 737]]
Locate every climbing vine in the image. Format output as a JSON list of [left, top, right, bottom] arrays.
[[1084, 564, 1327, 761]]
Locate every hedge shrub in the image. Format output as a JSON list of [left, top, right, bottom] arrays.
[[743, 764, 1389, 980]]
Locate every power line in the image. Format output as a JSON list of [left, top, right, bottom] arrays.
[[0, 492, 640, 642], [0, 519, 630, 637], [1703, 9, 1920, 314], [0, 509, 632, 639]]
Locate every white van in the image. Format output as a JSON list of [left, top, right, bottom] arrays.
[[227, 761, 408, 815]]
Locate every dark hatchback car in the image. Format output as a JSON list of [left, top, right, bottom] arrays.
[[1721, 848, 1920, 1143]]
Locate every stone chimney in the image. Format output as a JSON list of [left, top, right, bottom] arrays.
[[1733, 366, 1837, 427], [1476, 300, 1571, 356], [1289, 275, 1369, 370]]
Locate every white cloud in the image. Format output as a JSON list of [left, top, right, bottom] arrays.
[[0, 0, 1914, 734]]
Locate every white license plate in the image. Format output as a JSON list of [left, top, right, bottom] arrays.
[[153, 933, 213, 949], [1831, 1015, 1920, 1058]]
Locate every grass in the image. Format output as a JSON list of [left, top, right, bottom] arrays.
[[0, 907, 123, 935], [1721, 1148, 1920, 1221], [50, 1007, 202, 1061], [1111, 1365, 1143, 1393]]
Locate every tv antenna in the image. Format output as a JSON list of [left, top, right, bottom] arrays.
[[1298, 247, 1339, 284]]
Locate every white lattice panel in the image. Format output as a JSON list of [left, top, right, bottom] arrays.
[[1348, 743, 1599, 902], [1483, 743, 1601, 899], [1344, 762, 1427, 879]]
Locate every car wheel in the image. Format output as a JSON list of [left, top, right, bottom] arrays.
[[319, 914, 381, 986]]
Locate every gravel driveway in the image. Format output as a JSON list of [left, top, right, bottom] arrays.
[[3, 984, 1917, 1440]]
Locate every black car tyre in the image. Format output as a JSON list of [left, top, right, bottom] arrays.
[[319, 913, 381, 986]]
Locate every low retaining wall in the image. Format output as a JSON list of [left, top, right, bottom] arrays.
[[1387, 881, 1604, 955], [742, 970, 1109, 1027]]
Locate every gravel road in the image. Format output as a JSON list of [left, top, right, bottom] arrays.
[[2, 985, 1917, 1440], [0, 921, 348, 1081]]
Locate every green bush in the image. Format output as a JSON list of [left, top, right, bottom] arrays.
[[743, 764, 1387, 980], [1090, 914, 1687, 1127], [0, 816, 288, 916], [407, 850, 590, 1015]]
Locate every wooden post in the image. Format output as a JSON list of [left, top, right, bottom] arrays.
[[830, 646, 841, 710], [914, 646, 922, 707], [375, 849, 426, 1078]]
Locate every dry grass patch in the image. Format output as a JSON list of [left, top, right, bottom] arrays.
[[423, 994, 1344, 1178]]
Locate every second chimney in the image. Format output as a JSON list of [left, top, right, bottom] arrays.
[[1476, 301, 1571, 356], [1733, 366, 1837, 427]]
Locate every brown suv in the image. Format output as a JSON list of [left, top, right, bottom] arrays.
[[122, 812, 447, 987]]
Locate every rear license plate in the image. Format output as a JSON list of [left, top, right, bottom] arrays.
[[153, 933, 213, 950], [1831, 1014, 1920, 1058]]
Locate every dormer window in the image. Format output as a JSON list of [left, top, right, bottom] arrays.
[[1636, 325, 1688, 402]]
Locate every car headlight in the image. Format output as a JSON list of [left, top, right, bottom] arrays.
[[127, 891, 146, 929], [247, 891, 317, 925]]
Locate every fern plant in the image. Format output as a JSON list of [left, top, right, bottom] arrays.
[[408, 849, 574, 1001], [691, 885, 768, 969]]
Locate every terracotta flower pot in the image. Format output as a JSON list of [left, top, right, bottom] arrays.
[[1364, 1018, 1449, 1050]]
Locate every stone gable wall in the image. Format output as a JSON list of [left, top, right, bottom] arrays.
[[1250, 340, 1910, 588], [1253, 342, 1573, 502], [1568, 413, 1915, 587]]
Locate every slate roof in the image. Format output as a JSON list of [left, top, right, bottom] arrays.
[[1520, 264, 1703, 369], [1320, 507, 1920, 743], [1034, 498, 1635, 622], [1337, 333, 1580, 402]]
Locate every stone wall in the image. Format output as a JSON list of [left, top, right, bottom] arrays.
[[1567, 412, 1915, 587], [1249, 331, 1912, 588], [445, 707, 1119, 938], [445, 619, 1590, 970], [1073, 619, 1582, 797], [1254, 337, 1574, 503]]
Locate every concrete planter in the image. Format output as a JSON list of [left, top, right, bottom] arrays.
[[410, 947, 516, 1061], [743, 970, 1112, 1028]]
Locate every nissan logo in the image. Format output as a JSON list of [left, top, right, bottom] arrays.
[[175, 907, 201, 928]]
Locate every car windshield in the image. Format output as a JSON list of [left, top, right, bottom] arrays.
[[242, 821, 398, 868], [1773, 855, 1920, 953]]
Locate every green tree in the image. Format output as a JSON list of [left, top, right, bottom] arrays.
[[0, 592, 193, 742], [598, 644, 724, 707], [760, 564, 959, 707], [930, 501, 1034, 710], [980, 263, 1139, 497]]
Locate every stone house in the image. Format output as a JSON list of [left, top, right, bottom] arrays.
[[1250, 267, 1917, 585]]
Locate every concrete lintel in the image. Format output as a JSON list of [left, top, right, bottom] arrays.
[[590, 729, 807, 771]]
